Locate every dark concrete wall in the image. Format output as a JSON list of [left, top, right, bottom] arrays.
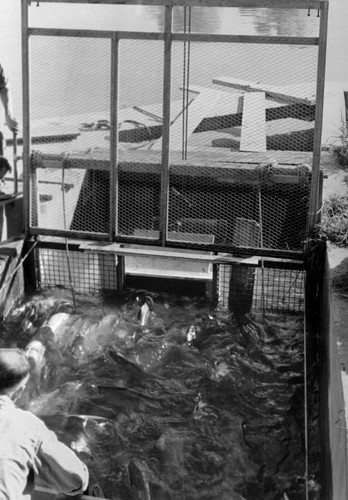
[[318, 250, 348, 500]]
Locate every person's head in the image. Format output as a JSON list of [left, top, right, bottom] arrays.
[[0, 156, 11, 180], [0, 348, 30, 399]]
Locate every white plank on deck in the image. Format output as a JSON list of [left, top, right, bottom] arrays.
[[240, 92, 266, 152], [213, 76, 316, 106], [37, 168, 86, 230], [151, 89, 221, 151]]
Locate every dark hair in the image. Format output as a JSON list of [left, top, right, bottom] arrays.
[[0, 156, 11, 174], [0, 349, 30, 391]]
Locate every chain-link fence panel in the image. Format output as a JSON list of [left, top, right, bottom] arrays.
[[29, 35, 111, 233]]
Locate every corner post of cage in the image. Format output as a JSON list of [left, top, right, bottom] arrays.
[[159, 5, 173, 246], [308, 0, 329, 230], [110, 32, 124, 291], [21, 0, 31, 236], [110, 32, 119, 240]]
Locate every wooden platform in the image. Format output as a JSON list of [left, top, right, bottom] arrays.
[[211, 117, 315, 152], [7, 78, 315, 150]]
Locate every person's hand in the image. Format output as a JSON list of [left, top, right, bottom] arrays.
[[5, 113, 19, 133]]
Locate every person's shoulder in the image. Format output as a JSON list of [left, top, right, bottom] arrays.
[[15, 406, 46, 428]]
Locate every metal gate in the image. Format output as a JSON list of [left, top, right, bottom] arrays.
[[21, 0, 328, 260]]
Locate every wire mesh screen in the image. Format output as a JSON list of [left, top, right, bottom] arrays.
[[167, 41, 317, 154], [24, 3, 325, 258], [166, 162, 310, 251], [218, 262, 305, 314], [33, 244, 304, 314], [36, 247, 118, 295], [29, 35, 111, 233]]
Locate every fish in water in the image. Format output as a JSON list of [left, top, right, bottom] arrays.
[[136, 294, 154, 329], [39, 312, 72, 344], [23, 340, 47, 400]]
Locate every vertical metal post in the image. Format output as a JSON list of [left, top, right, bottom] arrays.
[[110, 33, 119, 240], [159, 5, 173, 246], [13, 132, 18, 195], [308, 0, 329, 229], [21, 0, 31, 233]]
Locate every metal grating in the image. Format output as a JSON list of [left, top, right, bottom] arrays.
[[33, 243, 304, 314], [36, 247, 118, 295], [218, 262, 304, 314]]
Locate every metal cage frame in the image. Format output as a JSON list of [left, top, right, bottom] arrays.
[[21, 0, 329, 262]]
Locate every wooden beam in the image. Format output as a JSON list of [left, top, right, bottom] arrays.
[[151, 89, 221, 151], [213, 77, 316, 106], [32, 150, 313, 185], [240, 92, 266, 152]]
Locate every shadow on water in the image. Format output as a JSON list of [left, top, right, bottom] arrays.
[[0, 288, 320, 500]]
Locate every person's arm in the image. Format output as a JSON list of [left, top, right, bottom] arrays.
[[0, 86, 19, 133], [34, 422, 89, 497]]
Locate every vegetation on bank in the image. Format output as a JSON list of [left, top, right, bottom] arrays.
[[316, 121, 348, 246], [317, 193, 348, 246], [330, 122, 348, 168]]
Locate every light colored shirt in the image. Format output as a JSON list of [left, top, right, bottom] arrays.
[[0, 395, 89, 499]]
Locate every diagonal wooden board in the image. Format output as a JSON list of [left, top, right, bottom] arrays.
[[240, 92, 267, 152], [213, 76, 316, 106], [151, 89, 221, 151]]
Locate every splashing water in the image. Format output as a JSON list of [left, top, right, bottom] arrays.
[[0, 288, 320, 500]]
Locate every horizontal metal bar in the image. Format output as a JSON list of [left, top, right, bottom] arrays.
[[30, 231, 304, 261], [33, 236, 303, 267], [28, 28, 319, 46], [172, 34, 319, 46], [28, 28, 165, 40], [30, 0, 323, 10]]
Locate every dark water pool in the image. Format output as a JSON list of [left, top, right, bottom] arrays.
[[0, 288, 320, 500]]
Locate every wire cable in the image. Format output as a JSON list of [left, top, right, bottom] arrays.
[[258, 184, 265, 313], [303, 280, 309, 500], [62, 153, 77, 309]]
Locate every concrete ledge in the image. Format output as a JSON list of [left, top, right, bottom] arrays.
[[320, 244, 348, 499]]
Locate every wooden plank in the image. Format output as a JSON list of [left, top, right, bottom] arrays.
[[232, 218, 260, 247], [34, 149, 313, 186], [213, 77, 316, 106], [37, 168, 87, 231], [212, 116, 314, 152], [125, 230, 214, 280], [79, 240, 262, 266], [240, 92, 266, 152], [151, 89, 221, 151]]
